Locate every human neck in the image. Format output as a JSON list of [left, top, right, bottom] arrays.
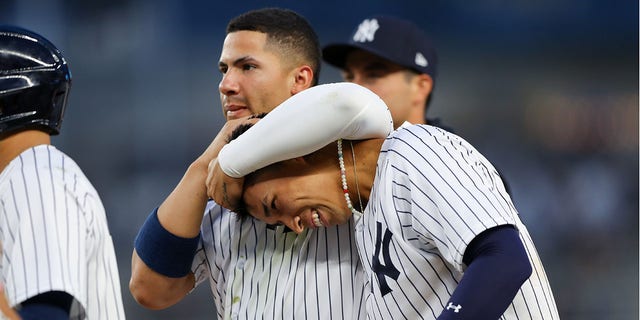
[[406, 110, 426, 126], [337, 139, 381, 213], [0, 130, 51, 172]]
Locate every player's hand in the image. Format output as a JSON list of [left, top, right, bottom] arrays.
[[199, 114, 261, 165], [204, 114, 260, 210], [0, 283, 20, 320], [200, 118, 248, 164], [206, 158, 244, 211]]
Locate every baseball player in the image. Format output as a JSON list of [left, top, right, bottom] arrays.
[[0, 26, 125, 319], [207, 83, 561, 319], [130, 9, 391, 319], [323, 15, 441, 130], [323, 15, 512, 195]]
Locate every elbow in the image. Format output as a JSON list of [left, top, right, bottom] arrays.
[[130, 251, 190, 310], [129, 277, 173, 310], [516, 256, 533, 284], [506, 247, 533, 286]]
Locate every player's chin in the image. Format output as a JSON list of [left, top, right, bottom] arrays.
[[325, 214, 351, 228]]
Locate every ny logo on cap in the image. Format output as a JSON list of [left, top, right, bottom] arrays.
[[353, 18, 379, 43]]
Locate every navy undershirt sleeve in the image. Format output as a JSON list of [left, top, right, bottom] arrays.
[[437, 225, 532, 319], [18, 291, 73, 320]]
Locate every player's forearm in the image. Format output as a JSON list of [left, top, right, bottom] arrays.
[[157, 159, 209, 238], [130, 250, 194, 310], [158, 115, 252, 237], [438, 226, 531, 319]]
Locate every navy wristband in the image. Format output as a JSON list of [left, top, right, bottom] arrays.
[[134, 208, 201, 278]]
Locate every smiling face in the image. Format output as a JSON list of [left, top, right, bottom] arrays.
[[218, 31, 302, 120], [241, 158, 354, 234]]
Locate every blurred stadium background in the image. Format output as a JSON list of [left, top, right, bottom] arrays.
[[2, 0, 637, 319]]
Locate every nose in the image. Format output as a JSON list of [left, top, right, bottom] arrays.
[[349, 74, 372, 88], [219, 70, 239, 96]]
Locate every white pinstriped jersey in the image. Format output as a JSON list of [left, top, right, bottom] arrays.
[[192, 201, 366, 320], [0, 145, 125, 319], [355, 125, 559, 319]]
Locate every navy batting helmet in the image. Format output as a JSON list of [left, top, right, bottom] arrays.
[[0, 25, 71, 137]]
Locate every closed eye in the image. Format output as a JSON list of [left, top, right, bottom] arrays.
[[261, 194, 278, 218], [341, 71, 354, 82]]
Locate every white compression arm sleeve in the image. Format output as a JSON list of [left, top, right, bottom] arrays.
[[218, 82, 393, 178]]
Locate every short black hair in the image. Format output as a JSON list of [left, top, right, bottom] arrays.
[[227, 8, 321, 85]]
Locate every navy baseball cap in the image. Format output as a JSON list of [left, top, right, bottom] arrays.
[[323, 15, 437, 78]]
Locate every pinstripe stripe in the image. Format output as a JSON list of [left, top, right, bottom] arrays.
[[355, 125, 559, 319], [7, 181, 27, 299], [415, 126, 514, 221], [32, 148, 53, 290], [60, 152, 72, 294], [0, 145, 124, 319], [194, 200, 366, 319], [18, 156, 42, 293], [392, 135, 499, 230], [312, 226, 320, 319]]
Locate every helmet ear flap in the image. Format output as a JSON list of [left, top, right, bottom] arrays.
[[49, 84, 71, 134], [52, 90, 67, 112], [0, 25, 72, 137]]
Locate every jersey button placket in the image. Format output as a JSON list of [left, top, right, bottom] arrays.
[[229, 256, 245, 319], [236, 258, 245, 269]]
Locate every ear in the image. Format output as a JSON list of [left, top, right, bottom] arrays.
[[415, 74, 433, 97], [290, 216, 305, 234], [290, 65, 314, 95]]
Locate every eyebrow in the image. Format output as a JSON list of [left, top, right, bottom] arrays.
[[219, 55, 255, 69]]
